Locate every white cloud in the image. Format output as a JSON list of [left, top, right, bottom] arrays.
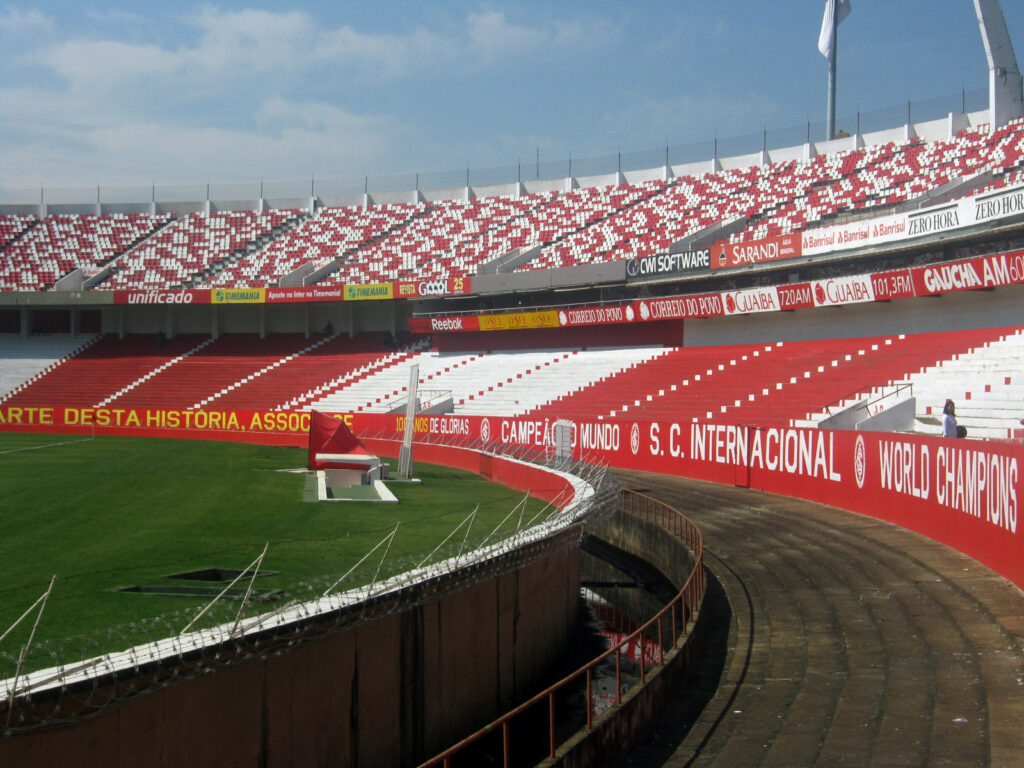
[[39, 40, 183, 92], [0, 7, 53, 35], [0, 5, 624, 189]]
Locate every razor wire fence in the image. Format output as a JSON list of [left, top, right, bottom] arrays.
[[0, 443, 619, 736]]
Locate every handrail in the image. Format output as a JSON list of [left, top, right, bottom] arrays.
[[418, 489, 705, 768], [823, 380, 914, 418]]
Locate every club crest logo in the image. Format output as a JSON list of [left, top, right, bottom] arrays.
[[854, 434, 866, 489]]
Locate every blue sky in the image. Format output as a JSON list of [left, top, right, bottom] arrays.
[[1, 1, 1022, 191]]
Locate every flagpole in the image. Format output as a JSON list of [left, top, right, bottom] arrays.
[[827, 1, 838, 139]]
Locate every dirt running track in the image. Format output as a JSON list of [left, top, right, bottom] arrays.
[[614, 469, 1024, 768]]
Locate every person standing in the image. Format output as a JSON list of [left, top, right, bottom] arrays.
[[942, 399, 964, 438]]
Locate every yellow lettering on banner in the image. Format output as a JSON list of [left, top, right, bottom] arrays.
[[478, 315, 508, 331], [479, 310, 560, 331], [247, 411, 309, 433], [0, 407, 55, 425], [344, 283, 394, 301], [227, 412, 240, 430], [333, 413, 353, 427], [212, 288, 266, 304], [147, 410, 163, 428]]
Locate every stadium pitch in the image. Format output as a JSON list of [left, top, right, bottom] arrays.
[[0, 433, 547, 666]]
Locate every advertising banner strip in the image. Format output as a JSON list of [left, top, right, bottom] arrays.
[[558, 304, 637, 326], [266, 285, 346, 303], [871, 269, 915, 301], [212, 287, 266, 304], [393, 277, 471, 299], [345, 282, 394, 301], [911, 250, 1024, 296], [113, 289, 212, 305], [777, 282, 815, 311], [800, 181, 1024, 258], [478, 310, 560, 331], [637, 293, 724, 320], [712, 233, 802, 270], [625, 249, 711, 280], [722, 286, 782, 315]]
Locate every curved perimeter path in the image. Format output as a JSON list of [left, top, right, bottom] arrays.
[[614, 470, 1024, 768]]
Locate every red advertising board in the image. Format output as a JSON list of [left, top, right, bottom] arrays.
[[346, 413, 1024, 591], [777, 282, 814, 310], [911, 250, 1024, 297], [636, 293, 724, 321], [712, 234, 802, 270], [557, 303, 637, 326], [408, 315, 481, 333], [871, 269, 915, 301], [113, 289, 211, 305]]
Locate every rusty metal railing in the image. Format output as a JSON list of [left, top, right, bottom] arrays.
[[418, 488, 705, 768]]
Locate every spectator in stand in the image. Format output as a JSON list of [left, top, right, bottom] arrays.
[[942, 399, 966, 438]]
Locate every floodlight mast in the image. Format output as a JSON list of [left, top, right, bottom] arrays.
[[826, 4, 839, 141], [974, 0, 1024, 128]]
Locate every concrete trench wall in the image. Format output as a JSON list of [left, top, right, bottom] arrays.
[[1, 536, 581, 768]]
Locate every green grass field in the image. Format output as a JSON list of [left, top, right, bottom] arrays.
[[0, 433, 548, 667]]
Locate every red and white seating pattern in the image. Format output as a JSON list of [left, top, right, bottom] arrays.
[[6, 325, 1024, 439], [104, 210, 298, 289], [3, 121, 1024, 290], [0, 214, 172, 290], [0, 215, 37, 251], [208, 204, 421, 287]]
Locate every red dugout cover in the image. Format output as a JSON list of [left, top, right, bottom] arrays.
[[307, 411, 369, 469]]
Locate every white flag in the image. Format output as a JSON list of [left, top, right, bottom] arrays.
[[818, 0, 852, 59]]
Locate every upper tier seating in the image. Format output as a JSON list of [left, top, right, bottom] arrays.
[[0, 214, 173, 290], [104, 210, 301, 289], [4, 121, 1024, 291], [0, 215, 37, 250], [207, 205, 421, 287], [514, 120, 1024, 271]]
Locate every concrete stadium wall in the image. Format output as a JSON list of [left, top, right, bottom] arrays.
[[0, 445, 587, 768], [557, 506, 707, 768], [2, 547, 580, 768]]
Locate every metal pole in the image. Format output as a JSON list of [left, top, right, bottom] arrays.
[[826, 3, 838, 140]]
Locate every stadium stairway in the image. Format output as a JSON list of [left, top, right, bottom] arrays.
[[289, 336, 433, 412], [98, 334, 323, 408], [197, 332, 400, 411], [0, 334, 209, 408], [797, 326, 1024, 438], [0, 334, 100, 404]]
